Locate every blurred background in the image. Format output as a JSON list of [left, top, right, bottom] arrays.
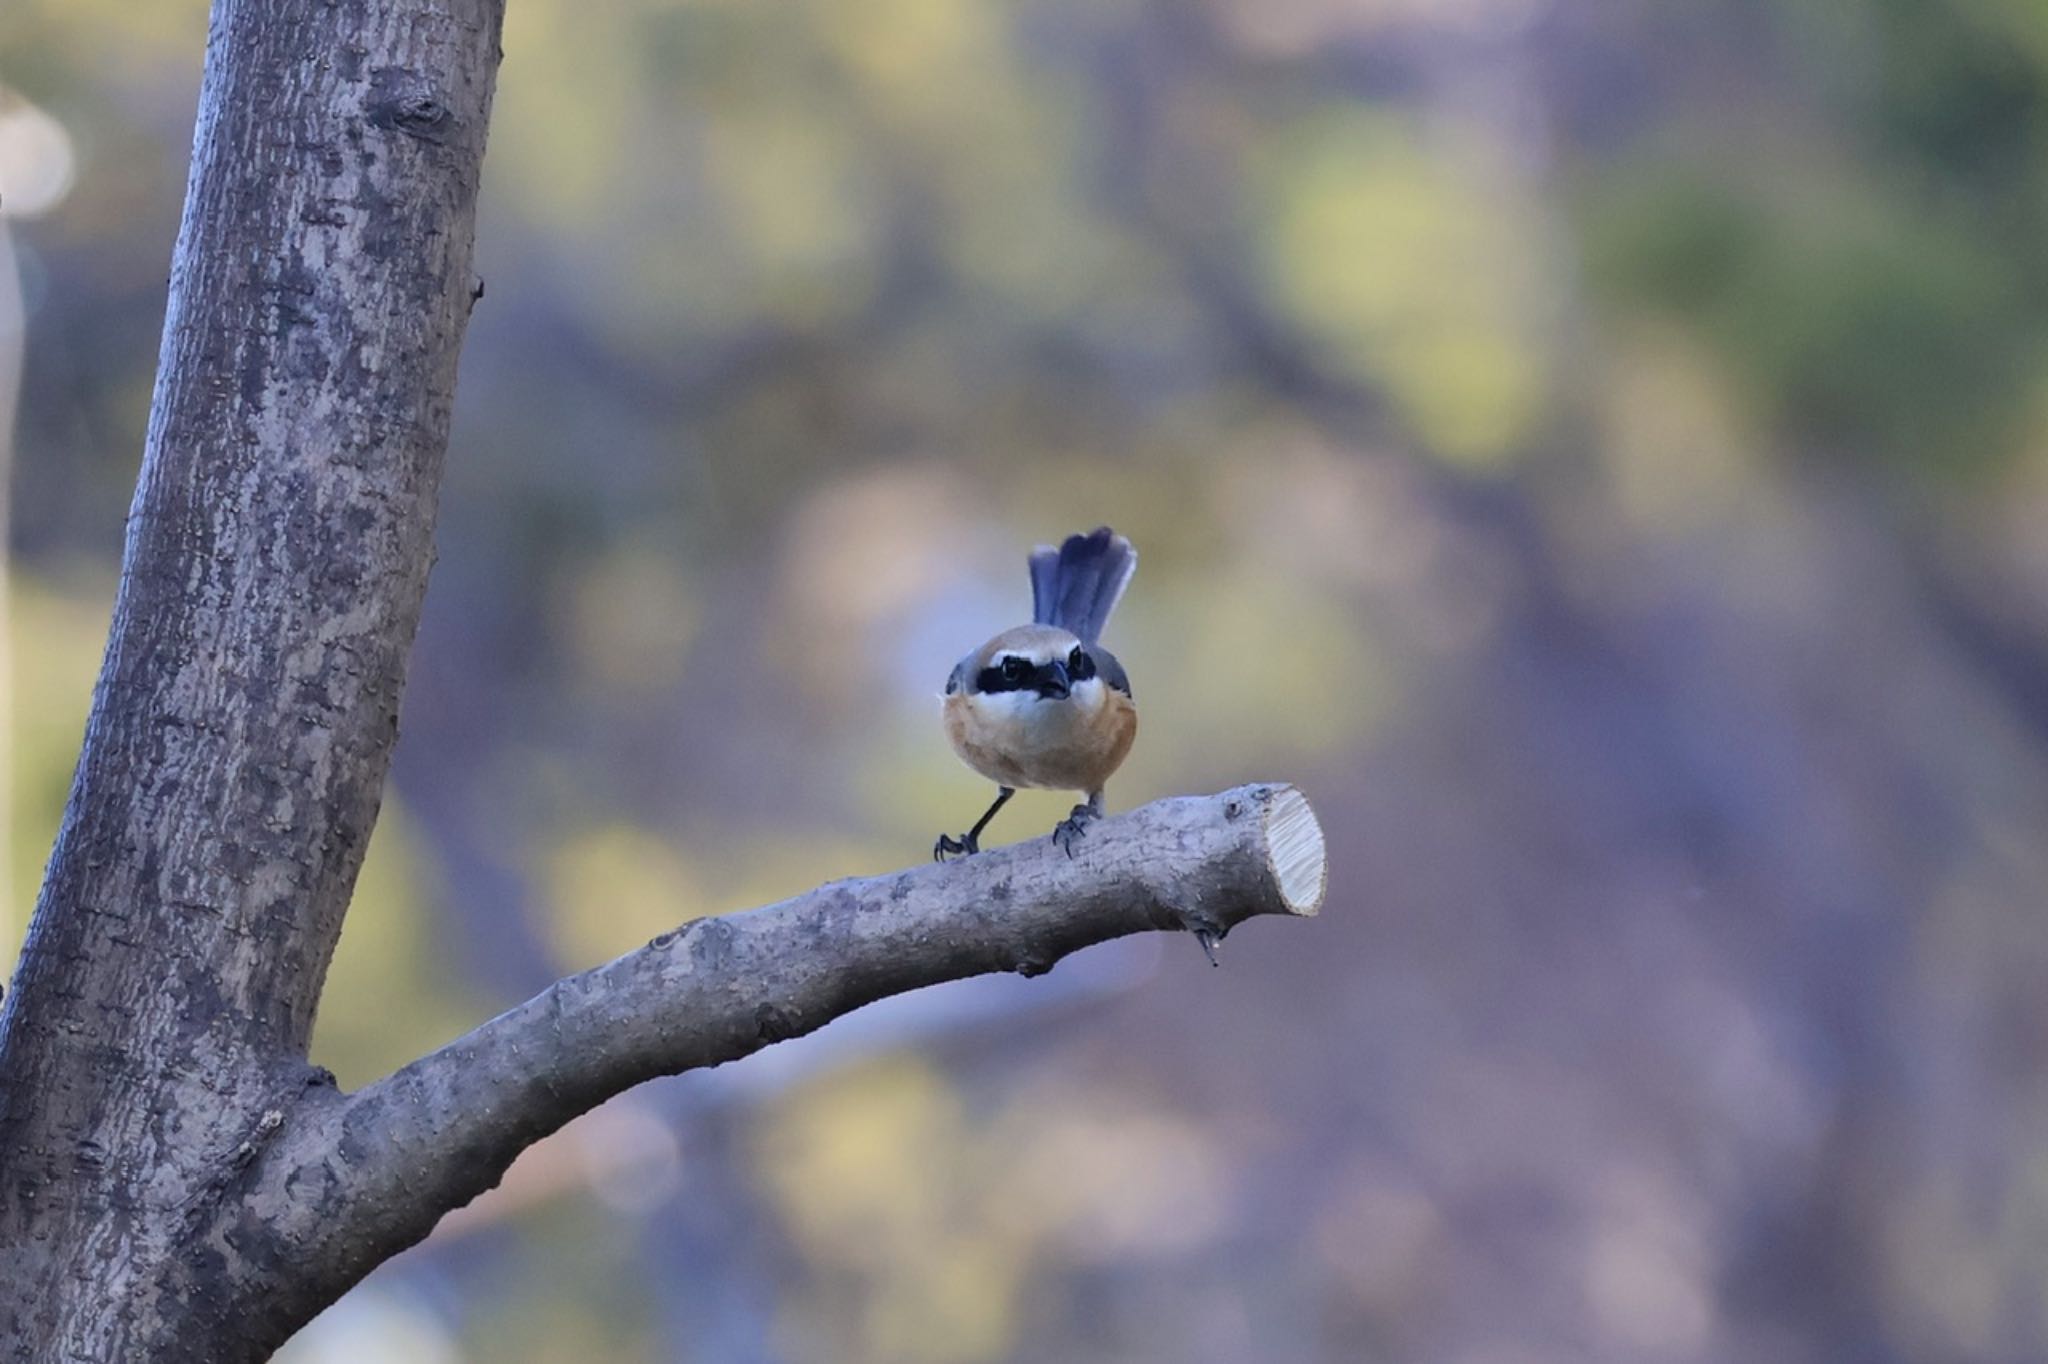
[[9, 0, 2048, 1359]]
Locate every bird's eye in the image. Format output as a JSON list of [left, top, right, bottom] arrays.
[[1000, 656, 1029, 682], [1068, 646, 1095, 680]]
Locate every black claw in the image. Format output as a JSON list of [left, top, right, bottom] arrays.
[[1050, 802, 1100, 858], [937, 787, 1013, 862]]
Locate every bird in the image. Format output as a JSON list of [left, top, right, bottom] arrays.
[[935, 526, 1138, 861]]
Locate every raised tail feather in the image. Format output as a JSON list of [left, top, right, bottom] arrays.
[[1028, 527, 1136, 645]]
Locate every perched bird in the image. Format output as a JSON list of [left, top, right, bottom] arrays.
[[936, 527, 1138, 860]]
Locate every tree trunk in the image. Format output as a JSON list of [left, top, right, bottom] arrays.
[[0, 0, 503, 1354], [0, 2, 1324, 1359]]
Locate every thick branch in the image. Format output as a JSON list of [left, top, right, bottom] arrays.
[[228, 783, 1324, 1339], [0, 0, 502, 1352]]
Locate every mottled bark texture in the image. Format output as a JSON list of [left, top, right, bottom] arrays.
[[0, 2, 1326, 1360], [0, 0, 504, 1356]]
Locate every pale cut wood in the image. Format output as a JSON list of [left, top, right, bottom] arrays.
[[1267, 786, 1328, 914]]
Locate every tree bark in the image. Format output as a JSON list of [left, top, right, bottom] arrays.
[[0, 1, 1326, 1359], [0, 0, 503, 1355]]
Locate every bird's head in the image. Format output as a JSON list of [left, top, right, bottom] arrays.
[[946, 624, 1101, 704]]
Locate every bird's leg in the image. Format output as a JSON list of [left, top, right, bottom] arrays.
[[1051, 789, 1104, 858], [934, 786, 1015, 861]]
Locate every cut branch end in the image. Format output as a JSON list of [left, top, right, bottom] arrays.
[[1265, 785, 1327, 916]]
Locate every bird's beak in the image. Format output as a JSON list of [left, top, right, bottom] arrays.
[[1039, 659, 1070, 700]]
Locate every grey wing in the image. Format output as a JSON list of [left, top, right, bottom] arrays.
[[1089, 644, 1132, 698]]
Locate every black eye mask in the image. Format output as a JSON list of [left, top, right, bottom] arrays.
[[972, 645, 1129, 698], [977, 655, 1031, 694], [977, 655, 1065, 696]]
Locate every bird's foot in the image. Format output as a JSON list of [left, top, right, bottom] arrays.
[[933, 831, 979, 862], [1050, 802, 1100, 858]]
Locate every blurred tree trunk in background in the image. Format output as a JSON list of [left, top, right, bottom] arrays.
[[0, 0, 505, 1355]]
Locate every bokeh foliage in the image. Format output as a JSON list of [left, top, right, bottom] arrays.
[[10, 0, 2048, 1360]]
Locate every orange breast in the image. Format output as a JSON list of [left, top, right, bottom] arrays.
[[943, 686, 1137, 795]]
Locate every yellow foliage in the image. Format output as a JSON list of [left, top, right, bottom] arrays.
[[753, 1058, 1239, 1364], [0, 0, 207, 90], [5, 572, 112, 964], [491, 0, 644, 234], [556, 540, 701, 698], [1593, 322, 1759, 533], [1257, 110, 1549, 463], [542, 823, 706, 967], [703, 108, 883, 325], [314, 802, 486, 1089], [754, 1055, 1028, 1364]]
